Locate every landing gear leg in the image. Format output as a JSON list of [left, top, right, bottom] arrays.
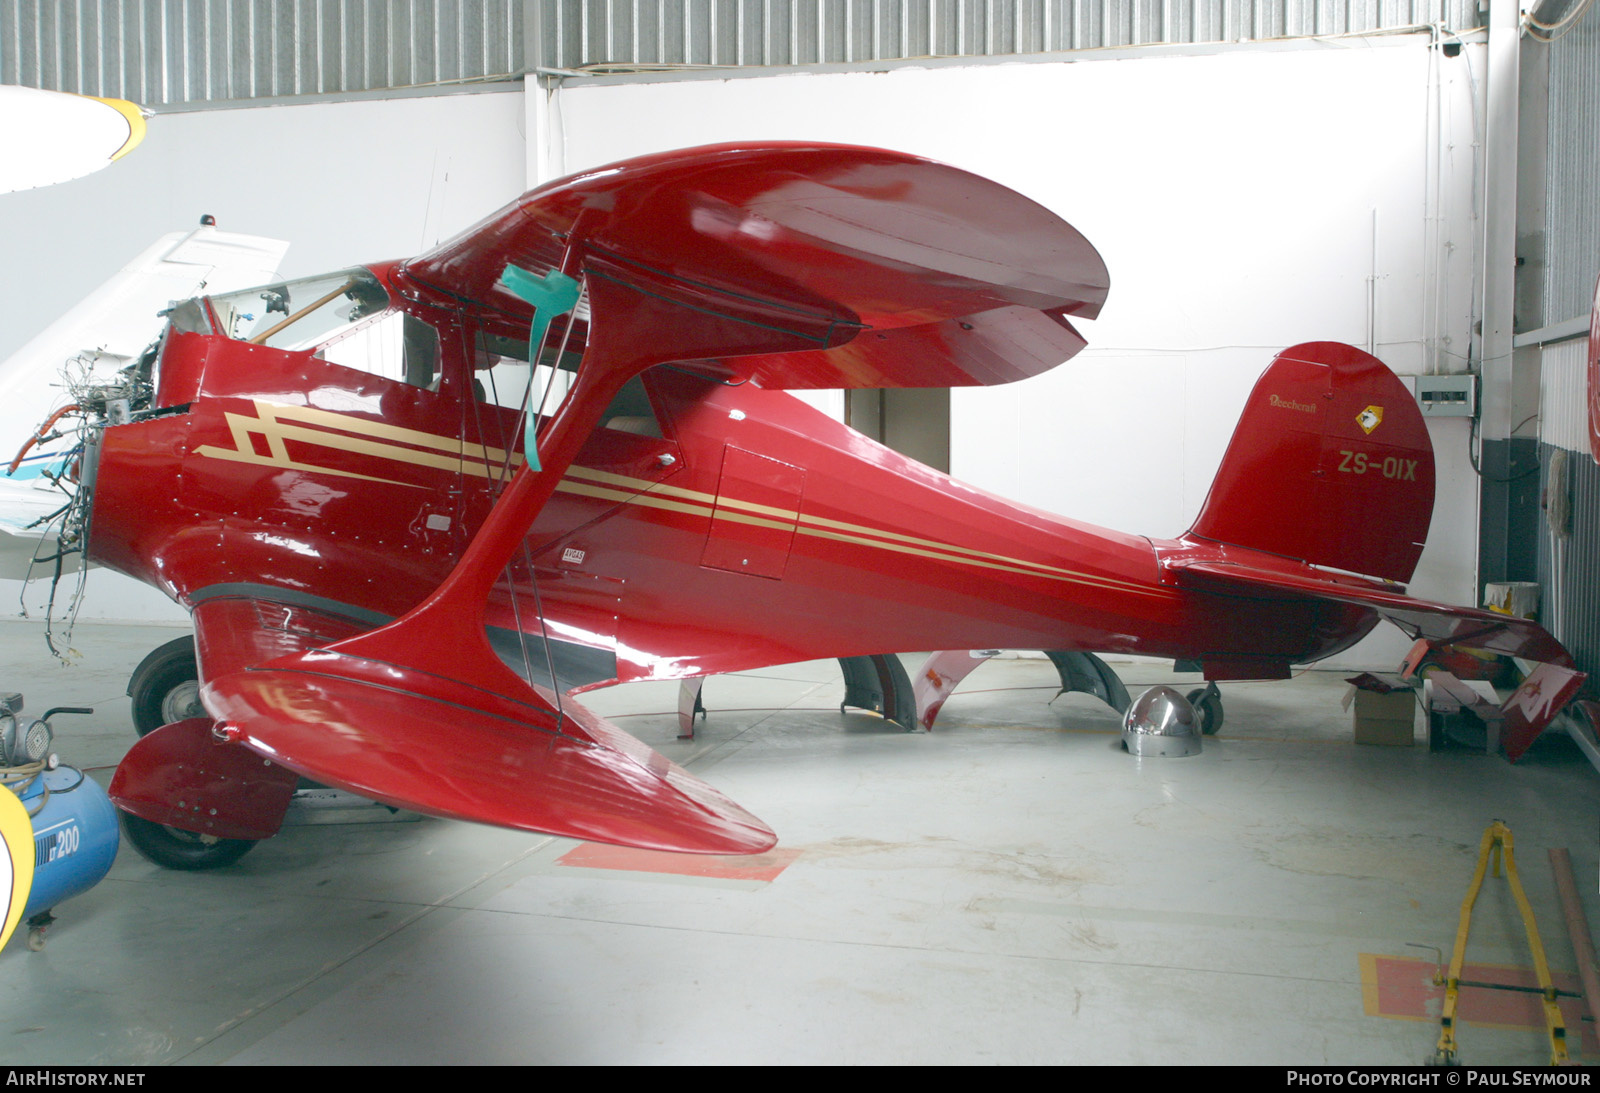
[[127, 636, 203, 737], [1186, 682, 1223, 736]]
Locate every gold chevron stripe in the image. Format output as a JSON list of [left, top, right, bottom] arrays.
[[792, 524, 1170, 595], [266, 402, 522, 468], [197, 400, 524, 484]]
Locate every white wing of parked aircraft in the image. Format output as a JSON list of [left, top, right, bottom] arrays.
[[0, 223, 289, 575], [0, 85, 148, 194]]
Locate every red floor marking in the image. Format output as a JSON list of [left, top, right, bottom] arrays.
[[556, 842, 802, 882], [1360, 953, 1597, 1053]]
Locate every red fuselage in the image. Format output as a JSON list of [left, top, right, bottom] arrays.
[[87, 264, 1374, 688]]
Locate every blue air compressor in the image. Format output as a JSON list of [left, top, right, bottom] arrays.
[[1, 694, 119, 949]]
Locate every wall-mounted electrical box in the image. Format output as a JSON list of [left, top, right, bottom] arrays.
[[1409, 374, 1476, 417]]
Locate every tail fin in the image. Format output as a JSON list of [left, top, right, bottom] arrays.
[[1187, 342, 1434, 583]]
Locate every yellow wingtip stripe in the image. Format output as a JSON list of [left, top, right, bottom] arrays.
[[89, 96, 147, 162]]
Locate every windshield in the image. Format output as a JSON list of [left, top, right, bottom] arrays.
[[208, 269, 390, 352]]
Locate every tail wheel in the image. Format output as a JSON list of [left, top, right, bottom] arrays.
[[118, 811, 256, 871], [128, 636, 203, 737], [1186, 686, 1224, 736]]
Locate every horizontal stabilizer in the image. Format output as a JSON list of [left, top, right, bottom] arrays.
[[1168, 559, 1573, 666], [201, 653, 775, 855]]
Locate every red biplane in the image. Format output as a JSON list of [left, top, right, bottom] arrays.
[[44, 143, 1576, 868]]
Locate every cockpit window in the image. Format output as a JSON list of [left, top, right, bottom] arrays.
[[470, 322, 661, 439], [472, 322, 586, 412], [206, 268, 439, 389], [319, 311, 440, 389], [208, 269, 390, 352]]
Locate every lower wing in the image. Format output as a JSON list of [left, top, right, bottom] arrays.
[[110, 595, 774, 854]]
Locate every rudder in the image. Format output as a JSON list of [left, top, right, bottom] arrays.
[[1186, 342, 1435, 583]]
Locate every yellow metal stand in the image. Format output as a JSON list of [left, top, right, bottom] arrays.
[[1432, 821, 1570, 1066]]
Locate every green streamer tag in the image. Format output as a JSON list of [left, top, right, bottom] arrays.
[[495, 264, 582, 471]]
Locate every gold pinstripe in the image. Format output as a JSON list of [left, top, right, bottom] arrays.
[[198, 400, 1171, 599], [562, 464, 1161, 596], [557, 469, 1169, 598]]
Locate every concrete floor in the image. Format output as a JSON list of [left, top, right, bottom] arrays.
[[0, 618, 1595, 1066]]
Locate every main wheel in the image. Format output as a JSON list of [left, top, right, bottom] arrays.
[[128, 636, 204, 737], [118, 811, 256, 871], [1186, 687, 1224, 736]]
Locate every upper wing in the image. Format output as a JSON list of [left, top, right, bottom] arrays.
[[402, 143, 1108, 389]]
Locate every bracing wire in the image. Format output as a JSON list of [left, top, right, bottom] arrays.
[[490, 270, 588, 734]]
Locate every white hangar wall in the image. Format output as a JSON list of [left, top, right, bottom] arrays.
[[0, 89, 528, 624], [549, 37, 1484, 669]]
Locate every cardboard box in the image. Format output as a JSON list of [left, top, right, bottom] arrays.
[[1352, 689, 1417, 746]]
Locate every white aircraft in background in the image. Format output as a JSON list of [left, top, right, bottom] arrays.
[[0, 221, 289, 575], [0, 84, 148, 195]]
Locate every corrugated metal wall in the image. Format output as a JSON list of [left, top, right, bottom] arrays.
[[1539, 8, 1600, 326], [0, 0, 526, 104], [540, 0, 1479, 69], [1, 0, 1480, 107], [1533, 4, 1600, 691]]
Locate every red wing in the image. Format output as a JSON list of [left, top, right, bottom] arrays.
[[114, 596, 774, 854], [402, 143, 1108, 389], [202, 660, 774, 854]]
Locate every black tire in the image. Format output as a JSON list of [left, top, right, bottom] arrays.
[[1186, 687, 1224, 736], [128, 635, 204, 737], [118, 811, 257, 871]]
